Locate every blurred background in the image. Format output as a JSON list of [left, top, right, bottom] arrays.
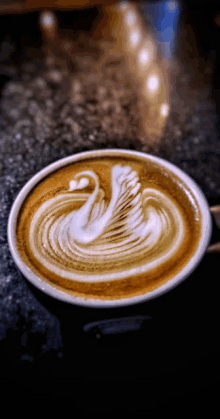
[[0, 0, 220, 144]]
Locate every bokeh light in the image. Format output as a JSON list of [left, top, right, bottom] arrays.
[[139, 49, 150, 66], [138, 38, 155, 70], [160, 103, 170, 117], [129, 29, 142, 48], [39, 11, 56, 29], [125, 10, 137, 26], [147, 75, 159, 92]]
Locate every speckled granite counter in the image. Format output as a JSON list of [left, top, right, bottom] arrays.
[[1, 23, 220, 409]]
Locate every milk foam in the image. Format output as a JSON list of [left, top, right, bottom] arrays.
[[29, 164, 185, 282]]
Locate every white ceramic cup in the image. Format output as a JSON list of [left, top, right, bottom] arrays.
[[7, 149, 219, 308]]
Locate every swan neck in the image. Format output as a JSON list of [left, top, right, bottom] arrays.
[[75, 171, 100, 228]]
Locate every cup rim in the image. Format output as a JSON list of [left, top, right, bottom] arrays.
[[7, 148, 212, 308]]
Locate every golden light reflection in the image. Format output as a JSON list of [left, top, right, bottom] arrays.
[[139, 48, 150, 65], [138, 38, 155, 71], [39, 10, 57, 40], [119, 1, 129, 11], [146, 75, 159, 93], [160, 103, 170, 117], [110, 1, 170, 143], [39, 10, 56, 30], [125, 10, 137, 26], [129, 29, 142, 48]]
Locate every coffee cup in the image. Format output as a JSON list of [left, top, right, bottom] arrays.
[[7, 149, 220, 308]]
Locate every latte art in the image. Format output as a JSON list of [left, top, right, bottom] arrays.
[[16, 153, 202, 300], [29, 164, 184, 281]]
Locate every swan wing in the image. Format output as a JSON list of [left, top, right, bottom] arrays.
[[96, 169, 144, 244]]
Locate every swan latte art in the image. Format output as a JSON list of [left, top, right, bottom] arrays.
[[16, 153, 202, 300]]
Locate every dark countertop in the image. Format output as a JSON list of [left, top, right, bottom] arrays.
[[1, 4, 220, 411]]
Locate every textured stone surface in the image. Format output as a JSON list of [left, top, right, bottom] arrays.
[[0, 49, 220, 395]]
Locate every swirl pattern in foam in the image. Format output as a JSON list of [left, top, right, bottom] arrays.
[[28, 164, 185, 282]]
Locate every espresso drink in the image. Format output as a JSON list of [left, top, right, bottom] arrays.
[[16, 153, 202, 300]]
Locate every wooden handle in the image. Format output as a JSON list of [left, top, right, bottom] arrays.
[[0, 0, 117, 14]]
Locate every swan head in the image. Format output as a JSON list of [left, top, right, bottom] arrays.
[[68, 177, 89, 192], [68, 170, 98, 192]]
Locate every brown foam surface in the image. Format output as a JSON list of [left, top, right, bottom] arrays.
[[16, 155, 202, 299]]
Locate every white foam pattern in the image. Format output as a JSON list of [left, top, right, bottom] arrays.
[[29, 165, 185, 282]]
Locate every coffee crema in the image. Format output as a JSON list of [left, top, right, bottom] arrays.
[[16, 155, 201, 299]]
